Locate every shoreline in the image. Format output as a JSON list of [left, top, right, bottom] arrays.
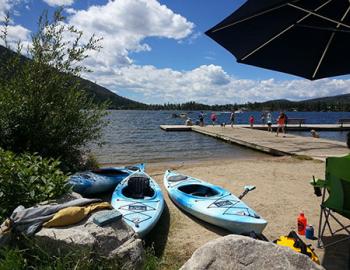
[[98, 153, 268, 168], [101, 155, 348, 269]]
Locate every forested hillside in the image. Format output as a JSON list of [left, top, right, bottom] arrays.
[[0, 45, 146, 109], [2, 44, 349, 111]]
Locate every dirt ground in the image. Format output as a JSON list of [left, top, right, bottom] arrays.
[[138, 156, 350, 270]]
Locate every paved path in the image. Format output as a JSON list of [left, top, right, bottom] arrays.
[[191, 126, 348, 161]]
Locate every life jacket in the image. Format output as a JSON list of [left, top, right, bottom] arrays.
[[274, 231, 320, 264]]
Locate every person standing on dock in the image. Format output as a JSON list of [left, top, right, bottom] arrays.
[[276, 112, 286, 137], [261, 112, 266, 125], [266, 112, 272, 132], [199, 111, 204, 127], [249, 115, 255, 128], [230, 111, 235, 127], [210, 112, 217, 126]]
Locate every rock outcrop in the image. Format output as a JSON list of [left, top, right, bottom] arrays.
[[181, 235, 324, 270], [34, 193, 144, 269]]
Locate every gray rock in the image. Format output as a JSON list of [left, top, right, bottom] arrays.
[[35, 210, 144, 269], [181, 235, 324, 270]]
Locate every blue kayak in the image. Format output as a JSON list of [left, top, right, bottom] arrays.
[[69, 164, 145, 196], [164, 170, 267, 234], [111, 171, 164, 237]]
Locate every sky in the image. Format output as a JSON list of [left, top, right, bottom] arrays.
[[1, 0, 350, 105]]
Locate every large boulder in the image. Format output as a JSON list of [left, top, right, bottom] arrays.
[[33, 192, 144, 270], [181, 235, 324, 270], [35, 210, 144, 269]]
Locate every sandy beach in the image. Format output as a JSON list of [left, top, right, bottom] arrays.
[[134, 156, 350, 270]]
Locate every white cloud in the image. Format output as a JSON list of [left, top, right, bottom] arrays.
[[0, 0, 12, 20], [83, 64, 350, 104], [67, 0, 194, 68], [64, 7, 76, 15], [6, 24, 30, 42], [42, 0, 74, 7], [0, 0, 27, 19], [3, 0, 349, 105], [0, 0, 31, 49], [0, 24, 31, 50]]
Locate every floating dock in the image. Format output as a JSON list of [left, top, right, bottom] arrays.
[[161, 124, 350, 132], [160, 125, 349, 160], [160, 125, 192, 131]]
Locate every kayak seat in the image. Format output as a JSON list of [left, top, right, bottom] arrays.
[[123, 176, 154, 199], [178, 184, 219, 197], [167, 175, 188, 182]]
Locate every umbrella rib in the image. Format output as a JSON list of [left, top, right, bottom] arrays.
[[211, 3, 289, 33], [241, 0, 333, 61], [296, 24, 350, 33], [312, 5, 350, 79], [288, 3, 350, 30]]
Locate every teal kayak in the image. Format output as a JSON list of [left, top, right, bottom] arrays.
[[68, 164, 144, 196], [164, 170, 267, 234], [111, 171, 164, 237]]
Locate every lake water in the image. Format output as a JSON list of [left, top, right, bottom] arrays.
[[90, 110, 350, 164]]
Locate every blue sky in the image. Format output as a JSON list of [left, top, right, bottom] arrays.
[[1, 0, 350, 104]]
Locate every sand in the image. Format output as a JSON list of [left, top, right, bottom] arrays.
[[137, 156, 350, 270]]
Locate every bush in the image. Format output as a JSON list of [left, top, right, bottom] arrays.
[[0, 10, 108, 172], [0, 149, 69, 221], [144, 246, 161, 270], [81, 153, 100, 171]]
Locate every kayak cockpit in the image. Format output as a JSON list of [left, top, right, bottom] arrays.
[[122, 175, 155, 199], [178, 184, 219, 197]]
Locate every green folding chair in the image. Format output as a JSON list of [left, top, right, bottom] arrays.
[[311, 154, 350, 248]]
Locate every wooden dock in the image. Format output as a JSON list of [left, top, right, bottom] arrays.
[[160, 124, 350, 131], [160, 125, 349, 160], [160, 125, 192, 131]]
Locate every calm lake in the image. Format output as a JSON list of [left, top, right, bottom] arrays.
[[90, 110, 350, 164]]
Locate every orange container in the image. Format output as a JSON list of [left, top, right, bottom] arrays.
[[297, 212, 307, 235]]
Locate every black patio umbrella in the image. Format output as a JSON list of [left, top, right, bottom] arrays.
[[205, 0, 350, 80]]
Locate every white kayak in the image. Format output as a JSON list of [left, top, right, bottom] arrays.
[[164, 170, 267, 234], [111, 171, 164, 237]]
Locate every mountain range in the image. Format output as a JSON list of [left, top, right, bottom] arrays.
[[1, 44, 349, 111], [0, 45, 146, 109]]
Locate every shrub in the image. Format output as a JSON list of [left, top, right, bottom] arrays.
[[144, 246, 161, 270], [0, 149, 69, 221], [0, 10, 108, 172], [81, 153, 100, 171]]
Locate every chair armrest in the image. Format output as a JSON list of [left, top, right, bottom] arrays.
[[310, 178, 326, 188]]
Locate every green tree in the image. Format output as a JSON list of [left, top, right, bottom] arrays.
[[0, 10, 108, 172]]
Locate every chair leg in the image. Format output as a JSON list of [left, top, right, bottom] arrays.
[[328, 211, 350, 235], [318, 207, 325, 248], [318, 208, 333, 248], [318, 209, 350, 248], [324, 209, 333, 235]]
